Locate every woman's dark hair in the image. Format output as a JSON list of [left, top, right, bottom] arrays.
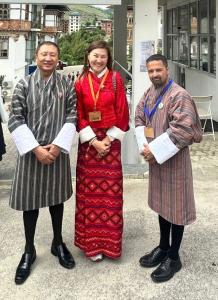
[[146, 54, 168, 68], [80, 40, 112, 77], [35, 41, 60, 57]]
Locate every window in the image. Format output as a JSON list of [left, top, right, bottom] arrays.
[[166, 0, 216, 74], [25, 32, 36, 63], [179, 32, 188, 65], [172, 36, 178, 62], [32, 5, 41, 29], [167, 10, 172, 34], [190, 3, 198, 34], [172, 9, 178, 34], [209, 0, 216, 33], [167, 36, 172, 60], [200, 37, 208, 71], [25, 4, 29, 21], [178, 6, 188, 31], [0, 36, 9, 58], [199, 0, 208, 33], [190, 36, 198, 68], [0, 4, 9, 19], [210, 36, 216, 74]]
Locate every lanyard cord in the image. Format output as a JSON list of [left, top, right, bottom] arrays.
[[144, 79, 173, 119], [88, 70, 109, 110]]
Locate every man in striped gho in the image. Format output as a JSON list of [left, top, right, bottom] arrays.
[[135, 54, 202, 283], [8, 41, 77, 285]]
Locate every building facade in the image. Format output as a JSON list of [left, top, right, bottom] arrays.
[[69, 11, 81, 33], [163, 0, 217, 121], [0, 4, 68, 88], [100, 19, 112, 37]]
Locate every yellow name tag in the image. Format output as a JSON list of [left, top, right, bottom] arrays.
[[89, 111, 102, 122], [144, 127, 154, 138]]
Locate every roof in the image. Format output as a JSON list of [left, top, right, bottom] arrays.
[[44, 5, 70, 12], [69, 11, 81, 16]]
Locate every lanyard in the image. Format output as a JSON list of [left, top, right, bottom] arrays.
[[88, 70, 109, 110], [144, 79, 173, 120]]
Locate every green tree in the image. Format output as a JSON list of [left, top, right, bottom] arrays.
[[58, 28, 108, 65]]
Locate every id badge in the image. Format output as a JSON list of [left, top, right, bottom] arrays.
[[144, 126, 154, 138], [89, 111, 102, 122]]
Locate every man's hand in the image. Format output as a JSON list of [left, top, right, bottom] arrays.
[[33, 146, 56, 165], [43, 144, 61, 159], [141, 144, 156, 164]]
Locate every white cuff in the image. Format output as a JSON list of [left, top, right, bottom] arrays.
[[106, 126, 126, 142], [11, 124, 39, 156], [149, 132, 179, 164], [79, 126, 96, 143], [135, 126, 148, 153], [52, 123, 76, 153]]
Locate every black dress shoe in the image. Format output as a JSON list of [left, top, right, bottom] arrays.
[[51, 242, 75, 269], [151, 256, 182, 283], [15, 249, 36, 285], [139, 246, 168, 268]]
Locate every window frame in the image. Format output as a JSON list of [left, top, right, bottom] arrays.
[[166, 0, 216, 75], [0, 4, 10, 20], [0, 36, 9, 59]]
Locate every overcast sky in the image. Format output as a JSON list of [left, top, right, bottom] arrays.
[[92, 5, 109, 10]]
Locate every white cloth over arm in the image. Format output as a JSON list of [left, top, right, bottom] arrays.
[[135, 126, 148, 153], [52, 123, 76, 153], [11, 124, 39, 156], [106, 126, 126, 142], [148, 132, 179, 164]]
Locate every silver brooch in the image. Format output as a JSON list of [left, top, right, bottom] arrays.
[[158, 102, 164, 109]]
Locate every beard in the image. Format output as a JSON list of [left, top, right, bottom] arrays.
[[151, 77, 169, 88], [151, 77, 164, 88]]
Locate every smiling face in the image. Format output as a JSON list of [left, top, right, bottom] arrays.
[[35, 44, 59, 78], [147, 60, 169, 88], [88, 48, 108, 75]]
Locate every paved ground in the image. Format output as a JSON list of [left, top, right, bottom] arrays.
[[0, 124, 218, 300], [0, 122, 148, 180]]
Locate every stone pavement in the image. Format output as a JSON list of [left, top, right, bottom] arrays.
[[0, 123, 148, 181], [0, 123, 218, 299], [1, 121, 218, 181], [0, 133, 217, 300]]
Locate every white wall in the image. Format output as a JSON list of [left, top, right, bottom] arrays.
[[10, 4, 21, 19], [132, 0, 158, 115], [1, 36, 26, 82], [44, 35, 55, 42], [122, 0, 158, 164], [13, 36, 27, 81], [186, 70, 217, 121], [168, 61, 218, 121]]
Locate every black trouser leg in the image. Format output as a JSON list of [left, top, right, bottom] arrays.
[[158, 215, 171, 251], [23, 209, 39, 253], [168, 224, 184, 260], [49, 203, 64, 246]]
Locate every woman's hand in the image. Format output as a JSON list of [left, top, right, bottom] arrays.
[[92, 139, 111, 157]]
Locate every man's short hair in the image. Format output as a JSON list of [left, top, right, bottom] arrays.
[[36, 41, 60, 57], [146, 54, 168, 68]]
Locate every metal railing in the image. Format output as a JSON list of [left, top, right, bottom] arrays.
[[113, 60, 133, 123], [113, 59, 132, 79]]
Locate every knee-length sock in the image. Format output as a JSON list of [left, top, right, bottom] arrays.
[[169, 224, 184, 260], [49, 203, 64, 246], [158, 215, 171, 251], [23, 209, 39, 253]]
